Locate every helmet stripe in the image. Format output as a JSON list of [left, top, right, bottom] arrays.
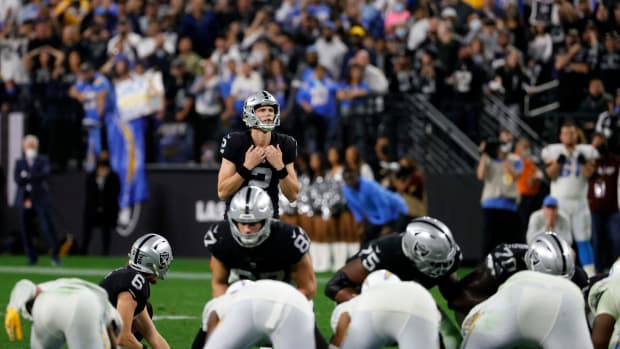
[[244, 187, 252, 214], [133, 234, 157, 264], [414, 219, 453, 248], [547, 233, 566, 275]]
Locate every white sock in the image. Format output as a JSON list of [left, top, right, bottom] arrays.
[[309, 244, 320, 271], [331, 242, 348, 271], [346, 242, 360, 258]]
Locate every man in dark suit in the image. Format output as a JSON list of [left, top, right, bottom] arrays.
[[82, 150, 120, 255], [14, 135, 60, 265]]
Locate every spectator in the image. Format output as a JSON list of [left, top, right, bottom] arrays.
[[491, 48, 529, 117], [515, 138, 544, 232], [210, 33, 242, 78], [526, 195, 572, 244], [596, 89, 620, 153], [415, 48, 446, 107], [555, 28, 590, 112], [222, 60, 263, 130], [136, 21, 174, 60], [82, 151, 120, 256], [296, 64, 338, 153], [542, 121, 599, 275], [14, 135, 60, 266], [345, 145, 375, 180], [337, 64, 370, 153], [477, 130, 523, 254], [579, 78, 613, 120], [599, 32, 620, 94], [527, 21, 553, 84], [163, 58, 194, 122], [178, 0, 218, 57], [341, 167, 408, 249], [80, 12, 112, 69], [353, 49, 389, 96], [106, 18, 141, 65], [588, 133, 620, 272], [177, 37, 203, 81], [314, 21, 347, 80], [191, 60, 222, 161]]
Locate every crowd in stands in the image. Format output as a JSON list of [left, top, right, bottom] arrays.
[[2, 0, 620, 171]]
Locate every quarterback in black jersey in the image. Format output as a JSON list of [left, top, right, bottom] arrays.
[[453, 232, 589, 312], [99, 233, 173, 349], [325, 217, 464, 304], [217, 90, 299, 217]]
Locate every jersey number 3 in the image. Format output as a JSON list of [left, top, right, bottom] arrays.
[[249, 167, 272, 188]]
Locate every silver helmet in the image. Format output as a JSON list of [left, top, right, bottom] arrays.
[[401, 217, 461, 278], [525, 231, 575, 278], [242, 90, 280, 132], [228, 186, 274, 247], [128, 234, 173, 279]]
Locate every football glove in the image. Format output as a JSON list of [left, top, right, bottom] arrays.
[[556, 154, 567, 164], [4, 306, 23, 341], [577, 152, 586, 164]]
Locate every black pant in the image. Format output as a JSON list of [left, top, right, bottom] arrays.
[[81, 217, 113, 256], [482, 208, 522, 255]]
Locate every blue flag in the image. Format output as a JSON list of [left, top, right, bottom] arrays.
[[108, 116, 149, 209]]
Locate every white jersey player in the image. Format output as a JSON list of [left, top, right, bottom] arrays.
[[4, 278, 122, 349], [461, 270, 592, 349], [589, 262, 620, 349], [542, 122, 598, 275], [330, 270, 441, 349], [202, 279, 315, 349]]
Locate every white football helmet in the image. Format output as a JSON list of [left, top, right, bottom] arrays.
[[401, 217, 461, 278], [242, 90, 280, 132], [362, 269, 401, 293], [228, 186, 274, 247], [524, 231, 575, 278], [128, 234, 174, 279]]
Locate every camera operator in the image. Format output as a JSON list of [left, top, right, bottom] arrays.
[[477, 130, 523, 254]]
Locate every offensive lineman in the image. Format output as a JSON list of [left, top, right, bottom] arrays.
[[218, 90, 300, 216], [4, 278, 122, 349], [325, 216, 463, 304], [453, 232, 589, 311], [589, 267, 620, 348], [201, 280, 315, 348], [542, 122, 599, 274], [192, 186, 319, 348], [461, 270, 593, 349], [99, 233, 173, 349], [330, 270, 441, 349]]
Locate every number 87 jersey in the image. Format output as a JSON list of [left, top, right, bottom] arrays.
[[204, 221, 311, 284]]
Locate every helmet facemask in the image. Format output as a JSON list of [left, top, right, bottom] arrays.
[[228, 186, 274, 247], [243, 91, 281, 132]]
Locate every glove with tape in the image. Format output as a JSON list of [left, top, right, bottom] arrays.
[[4, 306, 23, 341]]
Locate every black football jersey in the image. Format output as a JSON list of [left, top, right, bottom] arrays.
[[204, 220, 309, 283], [219, 130, 297, 217], [100, 267, 150, 316], [358, 233, 460, 289]]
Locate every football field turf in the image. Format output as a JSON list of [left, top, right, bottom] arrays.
[[0, 255, 467, 348]]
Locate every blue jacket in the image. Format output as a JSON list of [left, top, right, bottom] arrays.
[[14, 155, 52, 210], [342, 178, 408, 225]]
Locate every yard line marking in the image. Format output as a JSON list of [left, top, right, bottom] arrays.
[[0, 266, 332, 282], [152, 315, 199, 321]]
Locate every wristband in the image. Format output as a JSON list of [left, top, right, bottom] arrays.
[[276, 166, 288, 179], [237, 165, 252, 180]]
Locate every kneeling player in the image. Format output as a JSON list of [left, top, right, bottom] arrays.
[[100, 233, 173, 349], [202, 279, 315, 349], [4, 278, 122, 349], [461, 260, 592, 348], [330, 270, 441, 349]]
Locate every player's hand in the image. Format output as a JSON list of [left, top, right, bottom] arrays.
[[5, 306, 23, 341], [265, 145, 284, 170], [243, 145, 265, 169], [556, 154, 567, 165], [576, 152, 586, 164]]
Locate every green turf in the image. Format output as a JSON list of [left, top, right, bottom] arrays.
[[0, 255, 468, 348]]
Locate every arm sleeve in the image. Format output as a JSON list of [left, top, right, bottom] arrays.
[[282, 136, 297, 165]]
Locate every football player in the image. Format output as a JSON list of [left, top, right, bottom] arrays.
[[193, 186, 320, 348], [4, 278, 122, 349], [99, 233, 173, 349], [330, 270, 441, 349], [589, 266, 620, 349], [325, 216, 462, 304], [461, 270, 593, 349], [542, 121, 599, 275], [218, 90, 299, 216], [452, 232, 589, 312], [202, 280, 315, 349]]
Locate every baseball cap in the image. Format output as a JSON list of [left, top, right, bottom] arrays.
[[543, 195, 559, 208], [441, 7, 457, 19], [349, 25, 366, 37]]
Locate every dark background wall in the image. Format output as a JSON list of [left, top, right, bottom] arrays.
[[1, 170, 485, 263]]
